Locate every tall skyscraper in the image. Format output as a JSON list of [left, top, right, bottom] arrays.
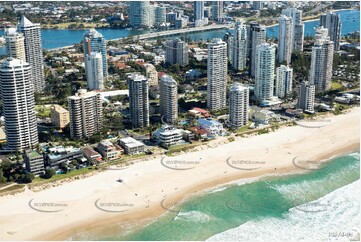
[[68, 89, 103, 139], [297, 81, 315, 113], [128, 1, 151, 28], [278, 15, 293, 64], [320, 11, 341, 51], [128, 74, 149, 128], [276, 65, 293, 98], [282, 8, 304, 51], [4, 27, 26, 61], [83, 29, 108, 80], [85, 52, 104, 90], [232, 20, 247, 71], [249, 23, 266, 77], [229, 82, 249, 129], [252, 1, 263, 10], [309, 27, 334, 93], [159, 75, 178, 124], [17, 16, 45, 92], [0, 58, 38, 151], [154, 6, 166, 26], [207, 38, 227, 111], [254, 43, 276, 102], [223, 32, 234, 64], [165, 39, 189, 66], [194, 1, 204, 22], [212, 1, 223, 23]]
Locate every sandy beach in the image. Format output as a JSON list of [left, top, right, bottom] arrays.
[[0, 107, 359, 241]]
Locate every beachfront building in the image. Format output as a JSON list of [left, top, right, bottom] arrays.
[[282, 7, 304, 51], [207, 38, 227, 111], [4, 27, 26, 61], [18, 16, 45, 92], [24, 149, 44, 176], [85, 52, 104, 90], [119, 137, 145, 155], [275, 65, 293, 99], [152, 124, 185, 147], [128, 1, 152, 28], [97, 140, 124, 161], [232, 20, 247, 71], [198, 118, 225, 137], [83, 29, 108, 80], [309, 27, 334, 93], [0, 58, 38, 151], [229, 83, 249, 129], [45, 146, 84, 167], [320, 11, 341, 51], [128, 74, 149, 128], [50, 104, 70, 130], [297, 81, 315, 114], [278, 15, 293, 64], [82, 146, 102, 163], [165, 38, 189, 66], [254, 43, 276, 104], [68, 89, 103, 139], [160, 75, 178, 124], [249, 22, 266, 77]]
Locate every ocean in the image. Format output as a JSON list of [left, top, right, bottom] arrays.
[[70, 152, 360, 241]]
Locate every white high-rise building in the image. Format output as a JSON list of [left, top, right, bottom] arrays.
[[68, 89, 103, 139], [17, 16, 45, 92], [160, 75, 178, 124], [255, 43, 276, 102], [276, 65, 293, 99], [320, 11, 341, 51], [297, 81, 315, 114], [232, 20, 247, 71], [207, 38, 228, 111], [309, 27, 334, 93], [4, 27, 26, 61], [282, 8, 304, 52], [128, 1, 151, 28], [128, 74, 149, 128], [229, 82, 249, 129], [83, 29, 108, 80], [249, 23, 266, 77], [278, 15, 293, 64], [0, 58, 38, 151], [85, 52, 104, 90]]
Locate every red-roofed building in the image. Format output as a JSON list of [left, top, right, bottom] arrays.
[[158, 72, 166, 79], [188, 107, 211, 118]]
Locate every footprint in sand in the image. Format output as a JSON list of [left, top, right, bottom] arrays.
[[7, 231, 17, 235]]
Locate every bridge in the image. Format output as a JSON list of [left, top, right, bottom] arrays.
[[47, 24, 231, 52]]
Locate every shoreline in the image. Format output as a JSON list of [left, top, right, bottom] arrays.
[[0, 107, 359, 241]]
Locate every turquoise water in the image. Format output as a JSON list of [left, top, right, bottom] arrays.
[[71, 152, 360, 241], [0, 9, 359, 55]]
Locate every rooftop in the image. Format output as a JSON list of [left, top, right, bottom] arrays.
[[119, 137, 144, 148]]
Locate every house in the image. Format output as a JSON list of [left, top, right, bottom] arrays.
[[188, 126, 208, 139], [97, 140, 123, 160], [152, 125, 185, 147], [198, 118, 225, 137], [188, 107, 211, 118], [45, 146, 83, 167], [119, 137, 145, 155], [82, 146, 102, 162]]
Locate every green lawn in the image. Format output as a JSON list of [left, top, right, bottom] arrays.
[[331, 81, 343, 90], [35, 105, 52, 118]]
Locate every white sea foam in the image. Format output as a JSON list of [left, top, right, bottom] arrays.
[[174, 210, 211, 223], [207, 180, 361, 241]]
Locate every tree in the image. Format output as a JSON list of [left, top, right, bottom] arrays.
[[42, 168, 56, 179], [0, 171, 6, 184]]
